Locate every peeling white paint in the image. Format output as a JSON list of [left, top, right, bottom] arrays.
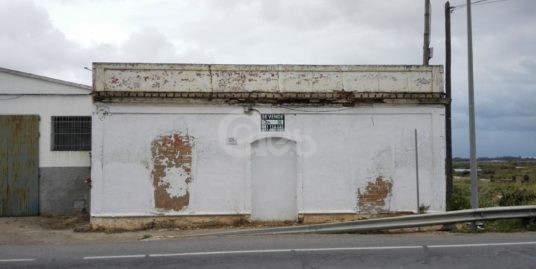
[[160, 166, 190, 198]]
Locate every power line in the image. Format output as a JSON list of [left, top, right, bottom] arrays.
[[451, 0, 509, 10], [0, 95, 23, 101]]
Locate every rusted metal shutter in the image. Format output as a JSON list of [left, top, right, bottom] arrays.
[[0, 115, 39, 216]]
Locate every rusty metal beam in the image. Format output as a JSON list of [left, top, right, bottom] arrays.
[[93, 91, 448, 105]]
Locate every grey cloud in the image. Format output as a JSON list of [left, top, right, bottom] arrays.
[[1, 0, 535, 157], [258, 0, 339, 30], [0, 1, 81, 76], [0, 0, 214, 84], [453, 128, 536, 157], [443, 0, 536, 156]]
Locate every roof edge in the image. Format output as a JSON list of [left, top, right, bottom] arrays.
[[92, 62, 443, 72], [0, 67, 91, 91]]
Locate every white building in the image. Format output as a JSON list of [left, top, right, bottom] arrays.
[[91, 63, 446, 229], [0, 67, 92, 216]]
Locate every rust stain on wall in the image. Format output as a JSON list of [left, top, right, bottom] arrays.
[[357, 176, 393, 213], [151, 132, 194, 211]]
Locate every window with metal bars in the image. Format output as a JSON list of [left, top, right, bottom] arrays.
[[51, 116, 91, 151]]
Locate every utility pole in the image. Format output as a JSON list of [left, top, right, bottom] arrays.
[[423, 0, 432, 65], [445, 1, 453, 210], [466, 0, 479, 209]]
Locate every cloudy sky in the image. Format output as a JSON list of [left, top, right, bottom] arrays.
[[1, 0, 534, 157]]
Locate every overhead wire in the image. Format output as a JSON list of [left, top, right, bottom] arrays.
[[451, 0, 510, 10], [0, 95, 23, 100]]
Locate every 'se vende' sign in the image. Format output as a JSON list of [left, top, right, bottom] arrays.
[[261, 114, 285, 132]]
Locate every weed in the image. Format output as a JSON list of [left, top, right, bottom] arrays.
[[140, 234, 152, 240]]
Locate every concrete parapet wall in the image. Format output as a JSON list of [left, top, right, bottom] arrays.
[[93, 63, 443, 94]]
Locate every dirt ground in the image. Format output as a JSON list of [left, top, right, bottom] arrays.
[[0, 214, 447, 245], [0, 215, 233, 245]]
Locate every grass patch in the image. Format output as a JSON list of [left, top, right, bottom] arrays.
[[450, 160, 536, 232], [140, 234, 152, 240]]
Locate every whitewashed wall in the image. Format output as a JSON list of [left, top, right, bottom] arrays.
[[91, 103, 446, 217], [0, 70, 92, 167], [0, 95, 92, 167]]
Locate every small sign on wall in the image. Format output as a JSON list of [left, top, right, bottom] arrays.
[[226, 137, 238, 145], [261, 114, 285, 132]]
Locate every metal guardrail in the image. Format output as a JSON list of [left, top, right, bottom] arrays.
[[204, 206, 536, 236]]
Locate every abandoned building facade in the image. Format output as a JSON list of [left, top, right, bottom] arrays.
[[0, 67, 92, 217], [91, 63, 446, 229]]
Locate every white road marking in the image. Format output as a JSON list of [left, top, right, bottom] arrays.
[[149, 245, 422, 257], [0, 258, 35, 263], [148, 241, 536, 258], [78, 241, 536, 260], [429, 241, 536, 248], [83, 254, 146, 260], [298, 246, 423, 251], [150, 249, 292, 257]]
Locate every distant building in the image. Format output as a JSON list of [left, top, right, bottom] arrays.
[[91, 63, 446, 230], [0, 67, 92, 216]]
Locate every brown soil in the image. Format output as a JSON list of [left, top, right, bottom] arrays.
[[0, 215, 445, 245], [39, 212, 90, 230], [0, 216, 232, 245]]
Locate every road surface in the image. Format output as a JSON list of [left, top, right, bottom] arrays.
[[1, 232, 536, 268]]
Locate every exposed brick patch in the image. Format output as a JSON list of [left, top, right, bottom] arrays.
[[151, 132, 193, 211], [357, 176, 393, 213]]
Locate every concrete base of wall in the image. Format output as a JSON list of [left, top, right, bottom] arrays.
[[298, 212, 414, 224], [39, 167, 91, 216], [90, 215, 249, 231], [91, 212, 419, 231]]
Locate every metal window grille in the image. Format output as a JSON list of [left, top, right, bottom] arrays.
[[51, 116, 91, 151]]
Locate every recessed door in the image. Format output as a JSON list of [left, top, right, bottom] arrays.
[[250, 138, 297, 221]]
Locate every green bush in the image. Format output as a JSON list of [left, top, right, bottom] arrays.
[[498, 186, 536, 206], [449, 185, 470, 211]]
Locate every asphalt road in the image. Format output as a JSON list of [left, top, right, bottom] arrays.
[[1, 232, 536, 268]]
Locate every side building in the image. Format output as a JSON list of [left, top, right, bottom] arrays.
[[0, 67, 92, 216], [91, 63, 446, 229]]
